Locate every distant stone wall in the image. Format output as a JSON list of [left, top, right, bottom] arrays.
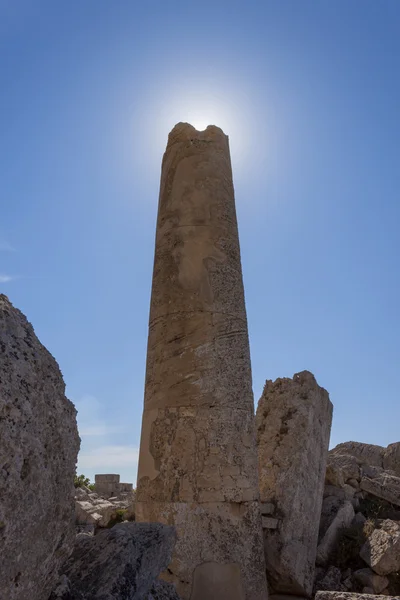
[[94, 474, 133, 498]]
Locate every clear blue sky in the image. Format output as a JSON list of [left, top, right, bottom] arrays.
[[1, 1, 399, 484]]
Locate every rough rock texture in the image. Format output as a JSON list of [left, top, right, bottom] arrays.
[[330, 443, 385, 469], [316, 593, 400, 600], [49, 522, 176, 600], [353, 568, 389, 594], [135, 123, 267, 600], [147, 580, 182, 600], [256, 370, 333, 596], [317, 501, 355, 565], [383, 443, 400, 476], [0, 294, 80, 600], [360, 519, 400, 575], [360, 474, 400, 507], [74, 485, 135, 528]]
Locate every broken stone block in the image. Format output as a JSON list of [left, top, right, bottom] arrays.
[[316, 594, 399, 600], [316, 501, 355, 565], [353, 568, 389, 594], [383, 442, 400, 476], [360, 519, 400, 575], [326, 453, 360, 487], [330, 442, 385, 468], [360, 474, 400, 507], [0, 295, 80, 600], [256, 370, 333, 596]]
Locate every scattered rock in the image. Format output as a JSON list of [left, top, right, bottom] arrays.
[[383, 442, 400, 476], [315, 566, 343, 592], [360, 474, 400, 508], [317, 501, 355, 565], [353, 567, 389, 594], [360, 519, 400, 575], [316, 592, 400, 600], [0, 295, 80, 600], [330, 442, 385, 469], [326, 454, 360, 488]]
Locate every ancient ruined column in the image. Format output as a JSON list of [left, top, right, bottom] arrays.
[[256, 371, 333, 597], [136, 123, 268, 600]]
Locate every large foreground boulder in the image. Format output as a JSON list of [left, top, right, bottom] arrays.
[[0, 295, 80, 600], [49, 522, 178, 599]]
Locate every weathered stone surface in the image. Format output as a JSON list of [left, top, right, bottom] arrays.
[[136, 123, 267, 600], [317, 501, 355, 565], [49, 522, 176, 600], [360, 519, 400, 575], [353, 568, 389, 594], [256, 370, 333, 596], [316, 593, 400, 600], [147, 579, 182, 600], [383, 442, 400, 476], [360, 474, 400, 507], [330, 442, 385, 469], [315, 566, 342, 592], [0, 294, 80, 600], [326, 454, 360, 487], [319, 495, 343, 540]]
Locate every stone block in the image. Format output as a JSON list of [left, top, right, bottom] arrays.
[[353, 568, 389, 594], [360, 474, 400, 507], [360, 519, 400, 575], [316, 593, 400, 600], [317, 501, 355, 565], [256, 370, 333, 596]]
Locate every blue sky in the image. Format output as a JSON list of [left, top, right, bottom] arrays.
[[1, 1, 399, 484]]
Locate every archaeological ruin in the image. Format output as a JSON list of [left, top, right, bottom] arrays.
[[135, 123, 268, 600], [256, 371, 333, 596]]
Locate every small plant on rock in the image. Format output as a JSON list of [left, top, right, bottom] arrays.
[[74, 474, 91, 488]]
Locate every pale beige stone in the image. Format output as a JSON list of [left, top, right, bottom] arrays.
[[0, 295, 80, 600], [136, 123, 267, 600], [360, 519, 400, 575], [330, 442, 385, 469], [256, 370, 333, 596], [316, 594, 399, 600]]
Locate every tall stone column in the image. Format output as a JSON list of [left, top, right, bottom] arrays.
[[136, 123, 268, 600]]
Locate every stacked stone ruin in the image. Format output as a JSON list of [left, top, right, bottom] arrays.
[[94, 474, 133, 499]]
